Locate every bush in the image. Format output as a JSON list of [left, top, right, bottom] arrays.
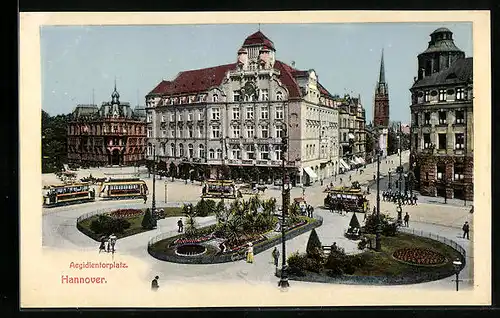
[[306, 228, 323, 259], [287, 252, 308, 276], [324, 248, 366, 276], [90, 214, 131, 235], [141, 208, 154, 230], [363, 213, 397, 236]]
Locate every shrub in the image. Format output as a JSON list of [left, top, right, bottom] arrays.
[[194, 199, 211, 217], [364, 213, 397, 236], [306, 228, 323, 259], [90, 214, 131, 235], [141, 208, 154, 230], [287, 252, 308, 276]]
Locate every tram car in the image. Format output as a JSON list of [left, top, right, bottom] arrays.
[[324, 186, 368, 213], [201, 179, 237, 199], [43, 182, 96, 207], [98, 178, 149, 200]]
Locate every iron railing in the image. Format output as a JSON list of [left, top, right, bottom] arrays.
[[398, 227, 466, 259]]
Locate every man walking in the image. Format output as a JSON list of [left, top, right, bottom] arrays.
[[151, 276, 159, 290], [403, 212, 410, 227], [272, 247, 280, 270], [462, 221, 470, 240], [177, 218, 184, 233]]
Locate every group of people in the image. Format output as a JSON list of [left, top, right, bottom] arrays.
[[325, 195, 367, 215], [99, 234, 117, 253], [382, 190, 418, 205], [299, 204, 315, 218]]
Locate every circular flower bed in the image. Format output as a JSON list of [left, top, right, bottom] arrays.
[[109, 209, 144, 219], [175, 244, 207, 256], [393, 248, 447, 266], [173, 234, 215, 245]]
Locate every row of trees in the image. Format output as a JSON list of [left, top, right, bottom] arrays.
[[42, 110, 70, 173]]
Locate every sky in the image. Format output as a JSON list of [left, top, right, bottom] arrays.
[[41, 23, 473, 122]]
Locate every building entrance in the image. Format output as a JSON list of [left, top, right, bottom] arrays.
[[109, 149, 122, 165]]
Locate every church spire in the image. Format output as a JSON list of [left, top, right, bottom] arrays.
[[379, 49, 385, 83]]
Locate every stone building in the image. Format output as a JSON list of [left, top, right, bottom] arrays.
[[373, 50, 390, 158], [409, 27, 473, 201], [337, 95, 366, 171], [67, 85, 147, 167], [145, 31, 349, 185]]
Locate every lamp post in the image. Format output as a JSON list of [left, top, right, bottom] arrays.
[[278, 127, 290, 289], [375, 148, 382, 252], [396, 123, 403, 225], [453, 259, 463, 291], [151, 145, 157, 228], [388, 169, 392, 190]]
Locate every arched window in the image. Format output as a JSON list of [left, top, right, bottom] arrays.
[[209, 149, 215, 159], [216, 149, 223, 159], [147, 143, 152, 156], [161, 143, 166, 156], [188, 144, 194, 158], [213, 94, 218, 102], [199, 144, 205, 158], [170, 143, 175, 157], [276, 91, 283, 101], [179, 143, 184, 157]]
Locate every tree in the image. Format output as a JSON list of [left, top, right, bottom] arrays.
[[348, 212, 361, 229], [141, 208, 154, 230], [42, 110, 70, 173], [306, 228, 322, 258]]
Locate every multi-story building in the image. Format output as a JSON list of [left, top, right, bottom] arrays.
[[409, 27, 473, 201], [145, 31, 347, 185], [67, 85, 147, 167], [373, 50, 390, 157], [337, 95, 367, 171]]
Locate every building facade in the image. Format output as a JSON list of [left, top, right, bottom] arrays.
[[67, 86, 147, 167], [145, 31, 356, 185], [373, 50, 390, 157], [337, 96, 367, 171], [409, 27, 473, 201]]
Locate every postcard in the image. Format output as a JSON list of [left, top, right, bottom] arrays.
[[20, 11, 491, 307]]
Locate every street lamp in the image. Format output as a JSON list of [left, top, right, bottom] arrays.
[[278, 127, 290, 289], [396, 122, 403, 225], [388, 169, 392, 190], [452, 259, 463, 291], [375, 148, 382, 252], [151, 145, 157, 228]]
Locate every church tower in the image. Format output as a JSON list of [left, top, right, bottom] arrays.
[[373, 50, 390, 157]]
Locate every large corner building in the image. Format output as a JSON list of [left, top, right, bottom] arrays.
[[409, 28, 473, 201], [145, 31, 366, 185]]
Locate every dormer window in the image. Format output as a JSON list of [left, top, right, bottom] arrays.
[[213, 94, 218, 102], [276, 91, 283, 101], [439, 89, 446, 101], [456, 88, 465, 100]]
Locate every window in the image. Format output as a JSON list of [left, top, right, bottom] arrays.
[[178, 113, 183, 121], [246, 126, 255, 138], [424, 91, 430, 102], [212, 126, 220, 139], [260, 89, 269, 101], [275, 106, 283, 119], [232, 107, 240, 120], [276, 91, 283, 101], [276, 125, 283, 138], [414, 134, 418, 149], [456, 88, 465, 100], [261, 126, 268, 138], [261, 106, 268, 119], [438, 111, 447, 125], [455, 110, 465, 124], [188, 126, 194, 138], [343, 132, 347, 141], [211, 108, 220, 120], [197, 126, 203, 138], [231, 145, 241, 159], [454, 164, 465, 181], [197, 94, 205, 102], [199, 145, 205, 158], [233, 91, 241, 102], [438, 133, 447, 149], [162, 130, 166, 138], [343, 119, 347, 128], [455, 133, 465, 149], [147, 127, 152, 138], [275, 148, 282, 160], [232, 126, 240, 138], [246, 106, 254, 119], [178, 129, 183, 138], [423, 133, 431, 149], [170, 114, 175, 122], [198, 112, 203, 121], [412, 113, 419, 126], [188, 112, 193, 121], [170, 143, 175, 157], [246, 144, 255, 159], [436, 164, 445, 180], [212, 94, 218, 102], [179, 144, 184, 157], [188, 144, 194, 158], [170, 98, 174, 105], [439, 89, 446, 101], [424, 113, 431, 125], [161, 115, 165, 122], [260, 144, 269, 160], [209, 149, 215, 159], [216, 149, 223, 159]]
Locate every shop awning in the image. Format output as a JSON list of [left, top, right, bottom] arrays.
[[357, 156, 366, 165], [340, 159, 350, 169], [348, 133, 355, 139], [304, 167, 318, 179]]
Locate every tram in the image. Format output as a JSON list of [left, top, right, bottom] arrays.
[[43, 182, 96, 207], [98, 178, 149, 200], [201, 179, 237, 199], [324, 186, 368, 213]]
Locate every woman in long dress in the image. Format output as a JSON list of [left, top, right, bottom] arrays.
[[246, 243, 254, 264]]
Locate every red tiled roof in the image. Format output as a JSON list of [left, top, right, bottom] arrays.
[[317, 82, 334, 98], [273, 61, 302, 98], [149, 80, 171, 95], [243, 31, 275, 50]]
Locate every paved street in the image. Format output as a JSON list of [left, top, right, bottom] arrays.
[[41, 151, 474, 290]]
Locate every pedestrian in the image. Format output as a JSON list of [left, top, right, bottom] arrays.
[[309, 205, 314, 218], [151, 276, 159, 290], [373, 174, 376, 181], [99, 236, 106, 253], [272, 247, 280, 268], [109, 233, 117, 253], [246, 243, 254, 264], [404, 212, 410, 227], [349, 175, 352, 182], [340, 178, 343, 184], [320, 179, 324, 186], [177, 218, 184, 233], [372, 206, 376, 215], [143, 195, 147, 204], [462, 221, 470, 240], [413, 194, 418, 205], [106, 236, 112, 252]]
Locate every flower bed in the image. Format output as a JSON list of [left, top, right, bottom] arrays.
[[108, 209, 144, 219], [393, 248, 447, 266], [172, 234, 215, 246]]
